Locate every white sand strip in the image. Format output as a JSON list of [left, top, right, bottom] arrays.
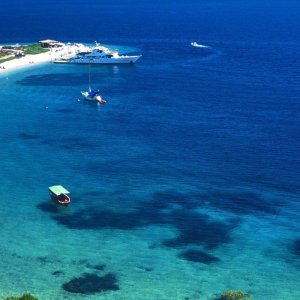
[[0, 46, 79, 74]]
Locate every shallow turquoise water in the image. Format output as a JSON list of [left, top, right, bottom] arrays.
[[0, 38, 299, 299], [1, 0, 300, 298]]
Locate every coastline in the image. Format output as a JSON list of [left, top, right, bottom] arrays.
[[0, 45, 78, 74], [0, 52, 52, 73]]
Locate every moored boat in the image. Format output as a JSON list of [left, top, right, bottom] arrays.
[[49, 185, 71, 206], [52, 58, 70, 64], [81, 89, 106, 104], [69, 42, 141, 64], [81, 63, 107, 104]]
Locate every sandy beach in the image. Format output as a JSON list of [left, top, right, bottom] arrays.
[[0, 45, 78, 74]]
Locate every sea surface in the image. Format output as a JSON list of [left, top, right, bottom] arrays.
[[0, 1, 299, 299]]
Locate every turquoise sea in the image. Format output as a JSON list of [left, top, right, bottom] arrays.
[[0, 1, 300, 299]]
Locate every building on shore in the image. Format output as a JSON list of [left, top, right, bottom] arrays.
[[39, 39, 64, 48]]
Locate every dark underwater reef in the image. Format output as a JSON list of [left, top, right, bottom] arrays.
[[35, 188, 286, 297], [179, 249, 220, 264], [39, 191, 238, 251], [38, 188, 284, 266], [292, 238, 300, 256], [62, 273, 119, 294]]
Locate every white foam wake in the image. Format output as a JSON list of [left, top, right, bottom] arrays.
[[191, 42, 210, 48]]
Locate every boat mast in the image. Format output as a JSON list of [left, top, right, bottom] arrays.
[[88, 63, 91, 92]]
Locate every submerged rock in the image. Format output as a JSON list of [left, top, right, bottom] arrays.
[[52, 270, 65, 276], [292, 239, 300, 256], [179, 249, 220, 264], [86, 263, 106, 271], [62, 273, 119, 294]]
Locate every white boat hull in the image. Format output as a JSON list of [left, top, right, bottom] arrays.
[[81, 91, 106, 104], [52, 59, 70, 64], [70, 55, 141, 64]]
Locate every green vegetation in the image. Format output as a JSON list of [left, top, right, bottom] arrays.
[[0, 42, 49, 63], [4, 293, 38, 300], [1, 45, 15, 49], [0, 53, 8, 58], [23, 43, 48, 55], [1, 43, 48, 55], [219, 290, 252, 300], [0, 52, 15, 63]]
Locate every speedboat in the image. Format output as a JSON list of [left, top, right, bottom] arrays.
[[191, 42, 209, 48], [69, 42, 141, 64], [49, 185, 71, 206], [81, 89, 106, 104]]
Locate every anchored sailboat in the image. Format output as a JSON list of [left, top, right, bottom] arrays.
[[81, 65, 106, 104]]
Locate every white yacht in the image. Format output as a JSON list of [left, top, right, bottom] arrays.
[[74, 43, 92, 54], [69, 43, 141, 64]]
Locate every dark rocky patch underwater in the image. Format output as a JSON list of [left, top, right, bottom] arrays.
[[62, 273, 119, 294], [179, 249, 220, 264]]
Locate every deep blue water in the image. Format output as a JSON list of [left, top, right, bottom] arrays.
[[0, 1, 300, 299]]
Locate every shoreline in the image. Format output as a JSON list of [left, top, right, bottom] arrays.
[[0, 45, 79, 74], [0, 52, 52, 73]]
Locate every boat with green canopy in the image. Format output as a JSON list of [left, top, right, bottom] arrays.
[[49, 185, 71, 206]]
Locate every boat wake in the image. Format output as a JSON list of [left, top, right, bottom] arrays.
[[191, 42, 210, 48]]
